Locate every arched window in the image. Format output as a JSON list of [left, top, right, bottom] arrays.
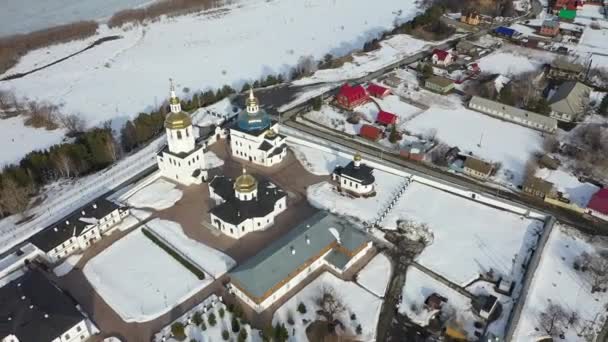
[[177, 131, 182, 139]]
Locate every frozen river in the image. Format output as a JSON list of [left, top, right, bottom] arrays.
[[1, 0, 154, 36]]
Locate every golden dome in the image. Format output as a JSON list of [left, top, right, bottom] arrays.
[[164, 111, 192, 130], [234, 168, 257, 193], [265, 129, 277, 138], [246, 88, 258, 108], [354, 152, 362, 161]]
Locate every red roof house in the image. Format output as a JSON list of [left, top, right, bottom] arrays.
[[431, 49, 454, 66], [366, 83, 391, 98], [587, 188, 608, 219], [359, 124, 382, 141], [335, 83, 369, 110], [376, 110, 398, 126]]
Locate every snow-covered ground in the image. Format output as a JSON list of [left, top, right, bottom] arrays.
[[307, 169, 405, 224], [405, 97, 544, 185], [192, 98, 239, 127], [289, 142, 349, 176], [53, 253, 82, 277], [303, 105, 361, 135], [400, 266, 480, 337], [512, 224, 608, 341], [0, 0, 152, 36], [475, 48, 554, 76], [204, 151, 225, 169], [145, 218, 235, 278], [382, 182, 544, 286], [125, 178, 183, 210], [83, 227, 213, 323], [535, 168, 599, 207], [108, 214, 141, 233], [273, 272, 383, 342], [356, 253, 392, 298], [0, 116, 66, 167], [466, 280, 515, 338]]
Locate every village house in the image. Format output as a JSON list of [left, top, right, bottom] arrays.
[[549, 59, 585, 80], [523, 177, 555, 199], [208, 169, 287, 239], [400, 142, 426, 162], [0, 269, 94, 342], [456, 40, 480, 57], [383, 74, 403, 88], [539, 154, 562, 170], [548, 81, 592, 122], [468, 96, 558, 133], [359, 124, 382, 142], [463, 156, 494, 180], [366, 83, 391, 98], [460, 10, 481, 26], [476, 295, 499, 320], [424, 293, 447, 310], [587, 188, 608, 221], [28, 199, 128, 263], [494, 26, 518, 38], [332, 153, 376, 197], [230, 89, 287, 167], [375, 110, 398, 126], [335, 83, 369, 110], [431, 49, 454, 67], [425, 76, 455, 94], [227, 211, 372, 313], [540, 18, 561, 36]]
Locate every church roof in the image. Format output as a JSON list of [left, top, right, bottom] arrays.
[[164, 111, 192, 130], [234, 170, 258, 193], [334, 161, 375, 185]]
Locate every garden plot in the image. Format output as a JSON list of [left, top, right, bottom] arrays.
[[356, 253, 392, 298], [83, 227, 213, 323], [405, 102, 544, 185], [512, 224, 608, 342], [400, 266, 480, 337], [535, 168, 599, 207], [303, 106, 361, 135], [307, 169, 406, 224], [382, 182, 544, 286], [146, 218, 235, 278], [126, 178, 183, 210], [273, 272, 383, 342], [289, 142, 349, 176]]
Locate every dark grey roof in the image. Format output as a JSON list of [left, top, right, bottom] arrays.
[[0, 269, 85, 342], [268, 144, 287, 158], [209, 177, 286, 225], [229, 212, 370, 299], [549, 81, 592, 115], [334, 161, 375, 185], [29, 199, 121, 252], [158, 143, 204, 159], [259, 140, 273, 152], [551, 58, 584, 73]]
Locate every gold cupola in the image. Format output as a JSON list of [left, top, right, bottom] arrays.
[[234, 168, 258, 193]]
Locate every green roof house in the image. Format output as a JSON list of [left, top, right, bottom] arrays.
[[559, 9, 576, 21], [228, 211, 373, 312]]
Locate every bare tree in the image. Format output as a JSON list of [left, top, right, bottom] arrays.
[[51, 152, 75, 178], [542, 135, 560, 154], [539, 303, 567, 336], [523, 157, 539, 183], [58, 113, 86, 135], [428, 143, 450, 166], [588, 253, 608, 293], [315, 285, 346, 324], [0, 178, 31, 215]]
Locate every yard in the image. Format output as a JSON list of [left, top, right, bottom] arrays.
[[356, 253, 393, 298], [125, 178, 183, 211]]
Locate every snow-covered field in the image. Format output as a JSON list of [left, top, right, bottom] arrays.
[[535, 168, 599, 207], [356, 253, 392, 298], [405, 98, 544, 185], [273, 272, 383, 342], [83, 227, 213, 322], [475, 48, 554, 76], [0, 116, 66, 167], [382, 182, 544, 286], [289, 142, 349, 176], [126, 178, 183, 210], [400, 266, 480, 336], [512, 224, 608, 342], [307, 169, 405, 224], [146, 218, 235, 278]]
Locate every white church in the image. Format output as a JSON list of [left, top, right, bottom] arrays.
[[157, 80, 208, 185], [229, 89, 287, 167], [332, 153, 376, 197], [208, 169, 287, 239]]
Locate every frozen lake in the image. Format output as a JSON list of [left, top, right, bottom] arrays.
[[1, 0, 153, 36]]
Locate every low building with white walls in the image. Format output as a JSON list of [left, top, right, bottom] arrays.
[[157, 79, 208, 185], [228, 212, 372, 313], [229, 89, 287, 167], [0, 269, 94, 342], [332, 153, 376, 197], [28, 199, 128, 263], [208, 169, 287, 239]]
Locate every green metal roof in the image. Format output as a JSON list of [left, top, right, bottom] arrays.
[[559, 9, 576, 20], [229, 212, 370, 299], [324, 250, 350, 270]]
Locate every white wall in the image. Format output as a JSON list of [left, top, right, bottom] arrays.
[[51, 319, 91, 342], [210, 197, 286, 239], [339, 175, 374, 195], [157, 145, 206, 185], [230, 123, 286, 167], [166, 126, 195, 154]]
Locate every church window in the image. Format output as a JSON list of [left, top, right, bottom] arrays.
[[355, 184, 359, 189], [230, 229, 234, 234], [242, 227, 245, 232], [257, 222, 261, 227], [197, 155, 200, 161], [186, 129, 190, 137], [177, 131, 182, 139]]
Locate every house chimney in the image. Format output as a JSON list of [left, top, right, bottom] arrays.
[[81, 210, 86, 216], [305, 235, 310, 245], [92, 203, 98, 209], [53, 227, 58, 232], [65, 220, 70, 225], [290, 246, 296, 255]]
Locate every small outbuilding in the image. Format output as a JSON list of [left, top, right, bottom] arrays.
[[367, 83, 391, 98], [425, 76, 455, 94], [359, 124, 382, 141], [376, 110, 398, 126], [463, 156, 494, 180]]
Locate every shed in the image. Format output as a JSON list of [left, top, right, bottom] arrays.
[[559, 8, 577, 20], [425, 293, 447, 310], [588, 188, 608, 217], [463, 156, 494, 179], [376, 110, 398, 126], [359, 124, 382, 141], [425, 76, 455, 94], [367, 83, 391, 98], [539, 154, 561, 170], [495, 26, 516, 37]]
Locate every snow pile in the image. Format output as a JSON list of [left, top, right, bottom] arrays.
[[146, 218, 235, 278], [273, 272, 383, 342], [356, 253, 393, 297], [126, 178, 183, 210], [400, 266, 479, 337], [289, 142, 349, 176], [83, 227, 213, 323], [512, 224, 608, 342], [0, 116, 66, 167], [53, 254, 82, 277], [204, 151, 224, 170], [535, 168, 599, 207], [383, 182, 544, 286], [307, 169, 405, 223]]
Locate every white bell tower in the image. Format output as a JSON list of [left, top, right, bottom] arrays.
[[165, 78, 195, 154]]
